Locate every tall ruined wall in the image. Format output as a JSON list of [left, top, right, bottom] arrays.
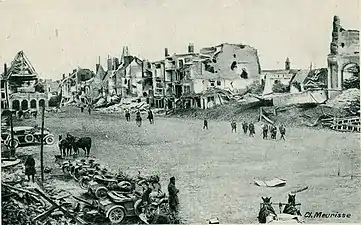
[[327, 16, 360, 98], [212, 44, 261, 81]]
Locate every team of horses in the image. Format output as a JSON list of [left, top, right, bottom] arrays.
[[258, 194, 303, 223], [58, 134, 92, 157]]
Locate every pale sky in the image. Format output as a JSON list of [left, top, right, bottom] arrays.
[[0, 0, 359, 80]]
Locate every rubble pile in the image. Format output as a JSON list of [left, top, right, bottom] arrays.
[[1, 165, 80, 225], [95, 101, 151, 114], [326, 88, 360, 115]]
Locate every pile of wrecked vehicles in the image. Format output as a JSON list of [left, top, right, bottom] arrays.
[[60, 158, 172, 224]]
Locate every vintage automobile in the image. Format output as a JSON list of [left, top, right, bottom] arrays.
[[1, 126, 55, 148]]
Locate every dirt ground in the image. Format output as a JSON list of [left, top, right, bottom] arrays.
[[14, 108, 361, 223]]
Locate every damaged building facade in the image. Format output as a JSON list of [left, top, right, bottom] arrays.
[[152, 43, 262, 109], [327, 16, 360, 98], [1, 51, 48, 111]]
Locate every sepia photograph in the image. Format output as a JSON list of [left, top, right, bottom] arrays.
[[0, 0, 360, 224]]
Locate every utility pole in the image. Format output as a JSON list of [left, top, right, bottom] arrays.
[[9, 109, 15, 158], [40, 105, 45, 184], [4, 63, 10, 109]]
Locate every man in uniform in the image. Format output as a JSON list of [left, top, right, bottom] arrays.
[[279, 124, 286, 140], [242, 121, 248, 134], [168, 176, 179, 216]]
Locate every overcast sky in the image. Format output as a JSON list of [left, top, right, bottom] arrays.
[[0, 0, 359, 79]]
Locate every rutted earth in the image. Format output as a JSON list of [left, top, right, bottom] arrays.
[[15, 110, 361, 223]]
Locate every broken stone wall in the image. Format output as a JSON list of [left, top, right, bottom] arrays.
[[212, 44, 261, 81]]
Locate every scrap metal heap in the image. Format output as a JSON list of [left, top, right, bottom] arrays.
[[1, 157, 181, 225]]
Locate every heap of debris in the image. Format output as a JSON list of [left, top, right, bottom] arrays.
[[326, 88, 360, 115], [1, 164, 83, 225]]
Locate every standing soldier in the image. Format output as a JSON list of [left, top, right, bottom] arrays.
[[242, 121, 248, 134], [147, 109, 154, 124], [262, 123, 269, 139], [168, 176, 179, 216], [125, 109, 131, 121], [271, 124, 277, 140], [203, 119, 208, 130], [25, 155, 36, 182], [88, 105, 92, 115], [231, 120, 237, 133], [248, 122, 255, 137], [279, 124, 286, 140]]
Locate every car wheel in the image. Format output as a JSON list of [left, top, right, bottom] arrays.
[[24, 134, 35, 143], [79, 177, 91, 190], [44, 135, 55, 145], [107, 206, 125, 224], [8, 139, 19, 149], [24, 112, 30, 119], [95, 186, 108, 199]]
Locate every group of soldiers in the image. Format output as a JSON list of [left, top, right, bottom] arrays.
[[125, 109, 154, 125], [260, 123, 286, 140], [203, 119, 286, 140]]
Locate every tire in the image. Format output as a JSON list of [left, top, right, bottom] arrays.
[[7, 139, 19, 149], [24, 134, 35, 143], [44, 135, 55, 145], [134, 199, 143, 216], [79, 177, 91, 190], [107, 206, 125, 224], [95, 186, 108, 199], [24, 112, 30, 119]]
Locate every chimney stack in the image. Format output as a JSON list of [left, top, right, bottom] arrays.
[[165, 48, 169, 57], [188, 43, 194, 53]]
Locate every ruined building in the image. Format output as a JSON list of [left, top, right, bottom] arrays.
[[327, 16, 360, 98], [1, 51, 48, 110], [199, 43, 262, 92]]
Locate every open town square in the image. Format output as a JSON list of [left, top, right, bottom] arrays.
[[1, 0, 360, 224]]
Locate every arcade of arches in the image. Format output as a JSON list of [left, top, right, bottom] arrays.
[[11, 98, 47, 111]]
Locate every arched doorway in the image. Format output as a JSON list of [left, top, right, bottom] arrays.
[[21, 100, 29, 110], [30, 99, 37, 109], [12, 100, 20, 110], [342, 63, 360, 89], [39, 99, 45, 108]]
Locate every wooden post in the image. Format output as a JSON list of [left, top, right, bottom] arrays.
[[40, 105, 45, 184], [10, 108, 15, 157], [4, 63, 10, 109]]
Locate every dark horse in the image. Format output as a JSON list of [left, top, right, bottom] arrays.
[[58, 135, 73, 157], [68, 135, 92, 157], [258, 197, 277, 223], [283, 194, 302, 216]]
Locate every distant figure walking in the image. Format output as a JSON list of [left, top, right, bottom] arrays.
[[80, 106, 84, 113], [270, 125, 277, 140], [262, 124, 269, 139], [248, 122, 255, 137], [242, 121, 248, 134], [125, 109, 131, 121], [88, 106, 92, 115], [168, 176, 179, 216], [203, 119, 208, 130], [25, 155, 36, 182], [231, 120, 237, 133], [279, 125, 286, 140], [136, 110, 142, 127], [147, 109, 154, 124]]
